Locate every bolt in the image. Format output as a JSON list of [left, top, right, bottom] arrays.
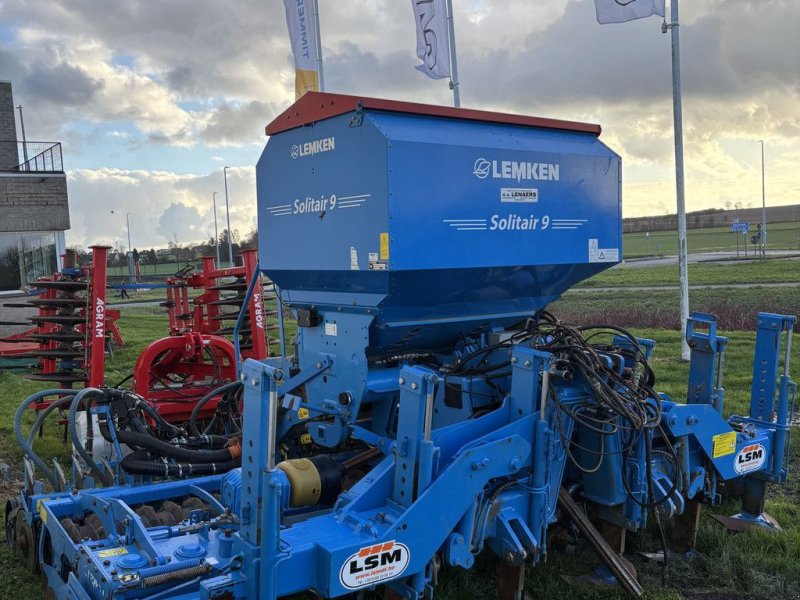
[[524, 360, 531, 367], [251, 378, 259, 386], [509, 457, 522, 472], [471, 457, 490, 471], [316, 361, 322, 369], [505, 551, 515, 565], [411, 382, 418, 390], [399, 377, 405, 385], [511, 357, 518, 364]]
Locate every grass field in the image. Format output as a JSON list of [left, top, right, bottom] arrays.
[[579, 257, 800, 288], [624, 220, 800, 258], [0, 301, 799, 599]]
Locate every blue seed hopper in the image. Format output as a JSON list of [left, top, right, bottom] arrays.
[[257, 92, 623, 355]]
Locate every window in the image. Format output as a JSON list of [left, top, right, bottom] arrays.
[[0, 231, 57, 292]]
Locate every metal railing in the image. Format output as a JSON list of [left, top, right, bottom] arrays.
[[0, 141, 64, 173]]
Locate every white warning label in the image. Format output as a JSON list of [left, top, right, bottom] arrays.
[[589, 239, 619, 263]]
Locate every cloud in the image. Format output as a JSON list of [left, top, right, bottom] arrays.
[[65, 167, 257, 250], [0, 0, 796, 237]]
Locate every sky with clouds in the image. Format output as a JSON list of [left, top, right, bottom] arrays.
[[1, 0, 797, 250]]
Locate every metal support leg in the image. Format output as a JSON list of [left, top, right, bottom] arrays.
[[497, 560, 531, 600], [671, 498, 701, 554], [711, 476, 781, 532]]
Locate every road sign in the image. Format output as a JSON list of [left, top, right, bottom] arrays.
[[731, 222, 749, 233]]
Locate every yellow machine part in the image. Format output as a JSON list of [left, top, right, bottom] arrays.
[[276, 458, 322, 507]]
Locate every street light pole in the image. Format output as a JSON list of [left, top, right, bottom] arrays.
[[664, 0, 690, 360], [759, 140, 767, 256], [16, 105, 28, 168], [223, 167, 234, 267], [126, 212, 132, 253], [212, 192, 221, 266]]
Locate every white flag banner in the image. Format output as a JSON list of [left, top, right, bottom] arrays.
[[412, 0, 451, 80], [284, 0, 320, 99], [594, 0, 665, 24]]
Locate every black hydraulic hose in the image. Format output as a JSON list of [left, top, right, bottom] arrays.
[[120, 450, 240, 478], [136, 398, 182, 438], [188, 381, 243, 437], [68, 388, 114, 486], [112, 429, 236, 463]]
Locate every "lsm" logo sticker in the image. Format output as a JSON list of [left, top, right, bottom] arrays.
[[734, 443, 766, 475], [339, 541, 410, 590]]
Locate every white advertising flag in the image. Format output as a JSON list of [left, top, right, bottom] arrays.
[[594, 0, 666, 24], [412, 0, 451, 80], [284, 0, 320, 99]]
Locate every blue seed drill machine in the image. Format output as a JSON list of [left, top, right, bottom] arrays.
[[6, 93, 796, 600]]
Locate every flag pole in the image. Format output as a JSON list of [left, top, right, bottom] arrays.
[[445, 0, 460, 107], [312, 0, 325, 91], [664, 0, 690, 360]]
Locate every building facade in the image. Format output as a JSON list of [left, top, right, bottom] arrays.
[[0, 80, 69, 294]]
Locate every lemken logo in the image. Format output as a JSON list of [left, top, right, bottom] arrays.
[[339, 541, 410, 590], [473, 157, 560, 182], [291, 136, 336, 159], [734, 443, 766, 475], [473, 158, 491, 179]]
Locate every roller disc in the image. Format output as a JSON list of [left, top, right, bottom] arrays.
[[25, 372, 87, 384], [29, 315, 87, 326], [208, 298, 245, 307], [26, 298, 88, 308], [210, 313, 243, 322], [28, 333, 85, 343]]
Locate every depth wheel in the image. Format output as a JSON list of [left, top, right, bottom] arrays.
[[5, 497, 21, 547], [15, 510, 38, 574]]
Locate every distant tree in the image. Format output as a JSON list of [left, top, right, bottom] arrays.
[[240, 228, 258, 251], [132, 248, 140, 263], [218, 229, 242, 260]]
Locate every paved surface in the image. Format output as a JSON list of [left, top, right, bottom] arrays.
[[569, 281, 800, 294], [622, 250, 800, 269], [0, 294, 35, 338]]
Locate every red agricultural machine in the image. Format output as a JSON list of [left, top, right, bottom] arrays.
[[0, 246, 123, 407], [130, 249, 280, 424], [2, 245, 278, 439]]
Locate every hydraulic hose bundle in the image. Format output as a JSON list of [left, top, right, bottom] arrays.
[[15, 383, 244, 486]]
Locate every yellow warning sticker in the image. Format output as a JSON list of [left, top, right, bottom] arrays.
[[119, 573, 139, 584], [298, 407, 310, 420], [97, 547, 128, 558], [379, 232, 390, 261], [300, 433, 312, 445], [36, 498, 50, 524], [712, 431, 737, 459]]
